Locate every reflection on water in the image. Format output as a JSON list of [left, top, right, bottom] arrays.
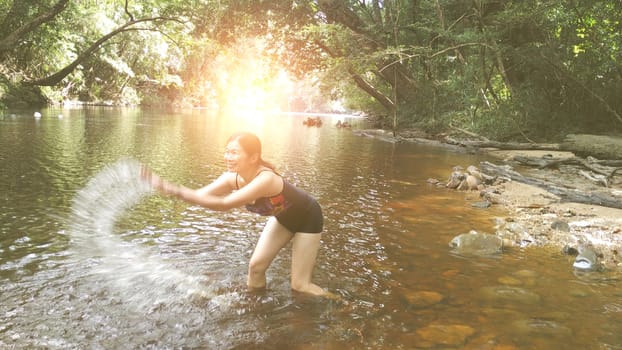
[[1, 107, 622, 349]]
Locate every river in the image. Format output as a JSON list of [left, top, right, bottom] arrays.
[[1, 107, 621, 349]]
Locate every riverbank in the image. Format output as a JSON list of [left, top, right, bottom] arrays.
[[356, 129, 622, 270], [483, 150, 622, 270]]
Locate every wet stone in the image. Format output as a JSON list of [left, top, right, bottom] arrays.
[[480, 307, 524, 320], [415, 324, 475, 347], [562, 245, 579, 256], [497, 275, 523, 286], [551, 220, 570, 232], [573, 245, 601, 271], [449, 231, 504, 256], [478, 285, 542, 306], [471, 200, 492, 209], [511, 318, 573, 338]]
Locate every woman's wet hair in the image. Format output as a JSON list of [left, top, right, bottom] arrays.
[[228, 132, 276, 171]]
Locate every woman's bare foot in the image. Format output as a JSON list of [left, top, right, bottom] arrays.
[[293, 283, 341, 300]]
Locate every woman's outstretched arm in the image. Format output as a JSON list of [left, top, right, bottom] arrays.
[[140, 165, 276, 211]]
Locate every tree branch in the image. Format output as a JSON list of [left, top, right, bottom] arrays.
[[26, 17, 183, 86], [124, 0, 135, 22], [0, 0, 70, 54], [314, 39, 395, 111]]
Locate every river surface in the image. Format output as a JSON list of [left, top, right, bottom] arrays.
[[1, 107, 621, 349]]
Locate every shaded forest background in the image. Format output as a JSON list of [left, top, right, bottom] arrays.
[[1, 0, 621, 142]]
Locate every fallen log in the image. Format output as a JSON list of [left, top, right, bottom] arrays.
[[562, 134, 622, 160], [510, 155, 622, 187], [512, 155, 620, 172], [444, 137, 562, 151], [444, 133, 622, 161], [578, 170, 608, 187], [480, 161, 622, 209]]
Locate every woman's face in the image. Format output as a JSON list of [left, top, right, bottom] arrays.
[[224, 140, 254, 172]]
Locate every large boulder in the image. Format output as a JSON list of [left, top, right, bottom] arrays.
[[562, 134, 622, 160]]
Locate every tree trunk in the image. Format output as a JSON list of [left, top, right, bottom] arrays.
[[314, 40, 396, 111], [317, 0, 417, 111], [350, 71, 396, 111]]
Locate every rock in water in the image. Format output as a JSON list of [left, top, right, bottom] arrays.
[[449, 230, 504, 256], [573, 245, 600, 271], [478, 285, 542, 305]]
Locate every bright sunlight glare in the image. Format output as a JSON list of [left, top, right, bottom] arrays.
[[210, 39, 294, 120]]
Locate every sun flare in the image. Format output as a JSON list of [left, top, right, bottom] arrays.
[[210, 39, 293, 117]]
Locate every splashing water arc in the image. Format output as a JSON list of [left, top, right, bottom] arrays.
[[68, 159, 212, 308], [70, 159, 152, 247]]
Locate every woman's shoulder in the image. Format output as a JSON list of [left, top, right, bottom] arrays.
[[255, 166, 279, 177], [217, 171, 238, 187], [253, 168, 283, 193]]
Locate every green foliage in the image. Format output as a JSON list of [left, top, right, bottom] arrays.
[[1, 0, 191, 105], [1, 0, 621, 141], [0, 73, 48, 108]]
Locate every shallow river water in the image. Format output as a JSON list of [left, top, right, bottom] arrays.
[[1, 107, 621, 349]]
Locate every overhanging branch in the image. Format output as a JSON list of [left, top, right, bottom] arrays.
[[26, 17, 184, 86]]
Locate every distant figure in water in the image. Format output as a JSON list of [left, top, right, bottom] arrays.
[[303, 116, 322, 127], [141, 132, 332, 297], [335, 120, 351, 128]]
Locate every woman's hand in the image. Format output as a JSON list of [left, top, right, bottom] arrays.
[[140, 164, 180, 196]]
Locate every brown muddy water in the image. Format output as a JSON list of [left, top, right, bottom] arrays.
[[1, 107, 621, 349]]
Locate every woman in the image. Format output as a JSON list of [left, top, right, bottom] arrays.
[[141, 132, 329, 297]]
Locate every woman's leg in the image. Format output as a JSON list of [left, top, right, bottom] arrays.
[[290, 232, 328, 296], [247, 217, 293, 290]]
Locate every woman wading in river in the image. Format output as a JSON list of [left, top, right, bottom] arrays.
[[141, 132, 331, 297]]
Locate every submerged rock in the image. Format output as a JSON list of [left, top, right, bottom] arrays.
[[573, 245, 601, 271], [471, 200, 492, 209], [402, 290, 444, 308], [449, 230, 504, 256], [415, 323, 475, 347], [511, 318, 573, 338], [478, 285, 542, 306], [497, 275, 523, 286]]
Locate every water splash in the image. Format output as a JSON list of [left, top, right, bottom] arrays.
[[68, 159, 213, 309]]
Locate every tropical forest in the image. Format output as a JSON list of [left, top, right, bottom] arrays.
[[1, 0, 621, 141]]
